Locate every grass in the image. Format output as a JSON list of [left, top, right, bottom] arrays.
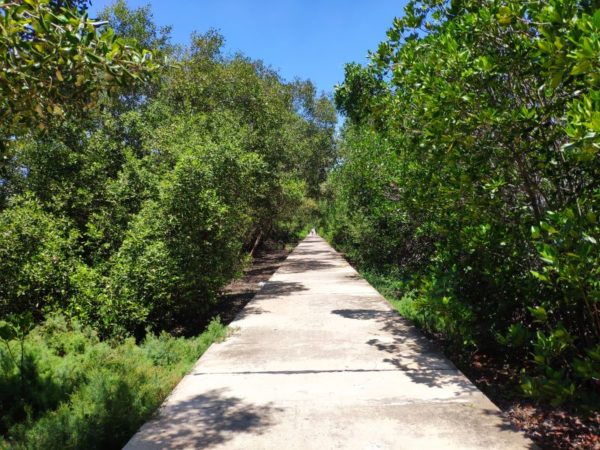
[[356, 269, 434, 331], [0, 315, 227, 450]]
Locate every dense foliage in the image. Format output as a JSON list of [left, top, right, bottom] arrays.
[[325, 0, 599, 409], [0, 0, 335, 446]]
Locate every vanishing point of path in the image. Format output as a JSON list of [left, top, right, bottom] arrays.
[[125, 235, 535, 449]]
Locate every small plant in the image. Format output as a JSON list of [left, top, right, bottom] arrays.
[[0, 313, 34, 394]]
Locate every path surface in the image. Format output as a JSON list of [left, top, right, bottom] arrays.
[[124, 236, 535, 449]]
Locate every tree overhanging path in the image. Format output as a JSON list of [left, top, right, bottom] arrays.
[[125, 235, 535, 449]]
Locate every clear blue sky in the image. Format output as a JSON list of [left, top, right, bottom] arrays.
[[89, 0, 407, 96]]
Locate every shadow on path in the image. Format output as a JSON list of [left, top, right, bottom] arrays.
[[256, 280, 308, 296], [331, 308, 476, 392], [231, 281, 309, 320], [278, 259, 339, 274], [136, 389, 281, 449]]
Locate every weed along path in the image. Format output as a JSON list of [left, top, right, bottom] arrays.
[[124, 235, 535, 450]]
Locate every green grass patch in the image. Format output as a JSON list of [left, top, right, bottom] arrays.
[[360, 271, 422, 324], [0, 315, 227, 450]]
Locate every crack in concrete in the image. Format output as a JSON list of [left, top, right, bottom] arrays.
[[192, 368, 460, 376]]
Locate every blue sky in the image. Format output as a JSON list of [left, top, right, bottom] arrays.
[[89, 1, 407, 96]]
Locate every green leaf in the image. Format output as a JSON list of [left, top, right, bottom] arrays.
[[531, 270, 550, 283], [539, 245, 557, 265], [528, 306, 548, 323], [497, 6, 512, 26], [0, 321, 16, 341]]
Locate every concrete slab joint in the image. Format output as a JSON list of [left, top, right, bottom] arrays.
[[124, 235, 536, 450]]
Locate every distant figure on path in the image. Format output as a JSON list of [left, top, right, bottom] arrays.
[[309, 228, 316, 236]]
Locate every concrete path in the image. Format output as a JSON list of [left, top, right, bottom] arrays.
[[124, 236, 535, 450]]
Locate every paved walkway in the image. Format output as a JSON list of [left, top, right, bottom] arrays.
[[124, 236, 535, 449]]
